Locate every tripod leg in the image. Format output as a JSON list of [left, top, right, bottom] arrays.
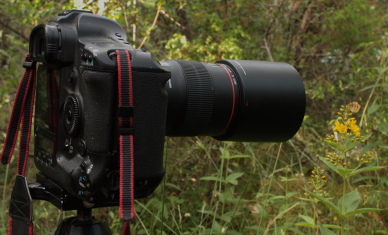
[[53, 208, 112, 235]]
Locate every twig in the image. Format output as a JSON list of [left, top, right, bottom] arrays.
[[360, 74, 383, 127], [138, 4, 162, 49], [159, 9, 181, 27], [263, 38, 274, 62], [257, 143, 283, 235], [0, 20, 29, 42], [263, 202, 300, 235], [267, 161, 306, 179]]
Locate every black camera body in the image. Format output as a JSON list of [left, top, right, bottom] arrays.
[[30, 10, 306, 210], [32, 10, 170, 208]]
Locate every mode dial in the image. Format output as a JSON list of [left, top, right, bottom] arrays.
[[63, 95, 81, 136]]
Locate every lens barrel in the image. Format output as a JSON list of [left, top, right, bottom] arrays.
[[165, 60, 305, 142]]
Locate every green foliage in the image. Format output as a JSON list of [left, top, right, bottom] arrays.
[[324, 0, 383, 52], [0, 0, 388, 234], [301, 104, 387, 234]]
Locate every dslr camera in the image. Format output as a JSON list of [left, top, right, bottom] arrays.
[[29, 9, 305, 210]]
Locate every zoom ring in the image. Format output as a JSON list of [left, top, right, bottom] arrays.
[[175, 60, 214, 135]]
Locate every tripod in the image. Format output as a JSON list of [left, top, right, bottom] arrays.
[[28, 173, 113, 235], [52, 208, 111, 235]]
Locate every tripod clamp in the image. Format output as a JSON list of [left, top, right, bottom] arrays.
[[10, 173, 113, 235]]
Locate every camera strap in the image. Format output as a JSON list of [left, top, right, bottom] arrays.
[[116, 49, 135, 235], [1, 53, 37, 235], [1, 51, 136, 234]]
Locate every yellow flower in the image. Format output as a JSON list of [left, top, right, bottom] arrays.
[[334, 122, 347, 133], [348, 119, 361, 136]]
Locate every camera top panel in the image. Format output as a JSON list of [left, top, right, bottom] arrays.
[[59, 9, 92, 16]]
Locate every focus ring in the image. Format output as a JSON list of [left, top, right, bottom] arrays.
[[175, 60, 214, 135]]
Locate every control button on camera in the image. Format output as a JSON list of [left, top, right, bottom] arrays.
[[63, 95, 81, 136], [78, 140, 87, 157], [78, 175, 91, 189], [64, 139, 74, 153], [81, 158, 91, 172], [68, 72, 75, 83]]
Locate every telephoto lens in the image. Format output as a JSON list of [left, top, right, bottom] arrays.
[[164, 59, 305, 142]]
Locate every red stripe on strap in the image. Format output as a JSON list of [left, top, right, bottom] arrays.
[[1, 56, 35, 165], [8, 218, 13, 235], [116, 50, 135, 234]]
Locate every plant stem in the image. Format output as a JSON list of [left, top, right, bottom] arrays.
[[341, 177, 346, 235], [256, 143, 283, 235], [210, 145, 226, 235], [313, 203, 319, 235], [1, 164, 10, 232]]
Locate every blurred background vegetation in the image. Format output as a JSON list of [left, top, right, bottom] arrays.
[[0, 0, 387, 234]]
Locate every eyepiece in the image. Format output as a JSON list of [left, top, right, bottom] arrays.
[[30, 23, 60, 64]]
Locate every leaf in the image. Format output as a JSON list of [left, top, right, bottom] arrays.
[[287, 227, 305, 235], [296, 223, 342, 230], [270, 195, 287, 200], [342, 208, 385, 218], [348, 165, 387, 177], [360, 84, 382, 91], [320, 225, 337, 235], [379, 122, 388, 133], [280, 177, 299, 182], [219, 147, 230, 159], [295, 222, 317, 228], [367, 104, 380, 115], [361, 133, 373, 141], [165, 183, 181, 191], [352, 176, 378, 184], [298, 214, 315, 225], [380, 144, 388, 149], [319, 157, 340, 176], [338, 189, 360, 213], [324, 224, 342, 230], [324, 139, 345, 151], [344, 133, 371, 152], [221, 154, 250, 160], [201, 176, 226, 184], [226, 172, 244, 185], [220, 211, 243, 222], [198, 209, 217, 217], [298, 197, 315, 202], [211, 220, 223, 233], [285, 192, 298, 199], [308, 191, 342, 216], [375, 230, 388, 234], [337, 167, 353, 178], [345, 140, 361, 152], [377, 67, 388, 75]]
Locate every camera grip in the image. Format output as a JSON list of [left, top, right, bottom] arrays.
[[81, 70, 116, 154], [80, 69, 169, 198], [132, 71, 170, 196]]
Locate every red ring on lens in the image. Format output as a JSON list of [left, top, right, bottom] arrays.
[[218, 64, 237, 135]]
